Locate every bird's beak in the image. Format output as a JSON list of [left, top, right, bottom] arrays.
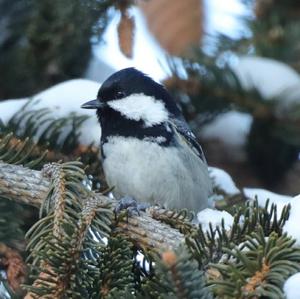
[[81, 99, 103, 109]]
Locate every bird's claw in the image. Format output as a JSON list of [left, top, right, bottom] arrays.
[[114, 195, 150, 217]]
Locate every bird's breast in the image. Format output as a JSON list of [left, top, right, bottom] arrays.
[[101, 135, 211, 211], [102, 136, 173, 197]]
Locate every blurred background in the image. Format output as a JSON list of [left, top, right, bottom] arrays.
[[1, 0, 300, 194]]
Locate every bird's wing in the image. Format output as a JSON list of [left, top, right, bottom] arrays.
[[168, 117, 207, 163]]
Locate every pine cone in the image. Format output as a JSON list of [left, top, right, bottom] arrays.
[[117, 10, 135, 58]]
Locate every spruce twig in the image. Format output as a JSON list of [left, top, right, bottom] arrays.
[[139, 245, 212, 299], [24, 162, 112, 298], [0, 161, 184, 253], [209, 228, 300, 298]]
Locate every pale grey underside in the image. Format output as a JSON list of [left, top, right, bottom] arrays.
[[102, 135, 212, 212]]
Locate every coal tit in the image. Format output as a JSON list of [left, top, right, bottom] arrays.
[[81, 68, 212, 212]]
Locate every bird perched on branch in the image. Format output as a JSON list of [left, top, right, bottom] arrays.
[[81, 68, 212, 212]]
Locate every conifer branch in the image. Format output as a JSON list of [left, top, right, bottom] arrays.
[[0, 162, 50, 207], [0, 161, 184, 252]]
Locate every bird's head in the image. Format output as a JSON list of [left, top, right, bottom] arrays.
[[81, 68, 181, 127]]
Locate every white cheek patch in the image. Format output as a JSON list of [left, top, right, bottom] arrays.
[[107, 93, 168, 127]]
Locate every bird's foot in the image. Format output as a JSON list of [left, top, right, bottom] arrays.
[[114, 195, 150, 218]]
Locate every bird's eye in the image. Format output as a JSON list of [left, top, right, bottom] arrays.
[[116, 91, 126, 98]]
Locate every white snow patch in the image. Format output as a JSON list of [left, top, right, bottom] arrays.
[[283, 195, 300, 247], [0, 79, 101, 145], [243, 187, 292, 214], [197, 208, 234, 231], [201, 111, 252, 147], [231, 56, 300, 106], [284, 272, 300, 299], [32, 79, 99, 116], [209, 166, 240, 195], [0, 98, 27, 123], [108, 93, 169, 127], [0, 281, 9, 299]]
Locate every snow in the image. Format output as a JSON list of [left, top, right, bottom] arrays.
[[197, 208, 234, 231], [198, 167, 238, 229], [231, 56, 300, 108], [200, 111, 252, 147], [198, 171, 300, 247], [0, 98, 26, 123], [209, 166, 240, 195], [31, 79, 99, 116], [244, 188, 300, 247], [0, 79, 101, 145], [0, 282, 9, 299], [197, 167, 237, 229], [284, 272, 300, 299], [205, 0, 249, 37], [243, 187, 292, 214], [283, 195, 300, 247]]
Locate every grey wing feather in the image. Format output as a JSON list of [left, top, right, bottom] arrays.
[[169, 116, 207, 163]]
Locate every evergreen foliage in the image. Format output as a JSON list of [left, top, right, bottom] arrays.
[[210, 229, 300, 298], [0, 200, 24, 247], [186, 199, 291, 268], [1, 100, 88, 156], [252, 0, 300, 70], [0, 0, 111, 98], [150, 208, 194, 235], [139, 246, 212, 299], [25, 161, 113, 298], [98, 236, 135, 298]]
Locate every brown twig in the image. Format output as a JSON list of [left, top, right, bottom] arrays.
[[0, 243, 27, 293], [242, 259, 270, 293]]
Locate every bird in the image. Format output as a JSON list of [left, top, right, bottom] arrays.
[[81, 68, 212, 212]]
